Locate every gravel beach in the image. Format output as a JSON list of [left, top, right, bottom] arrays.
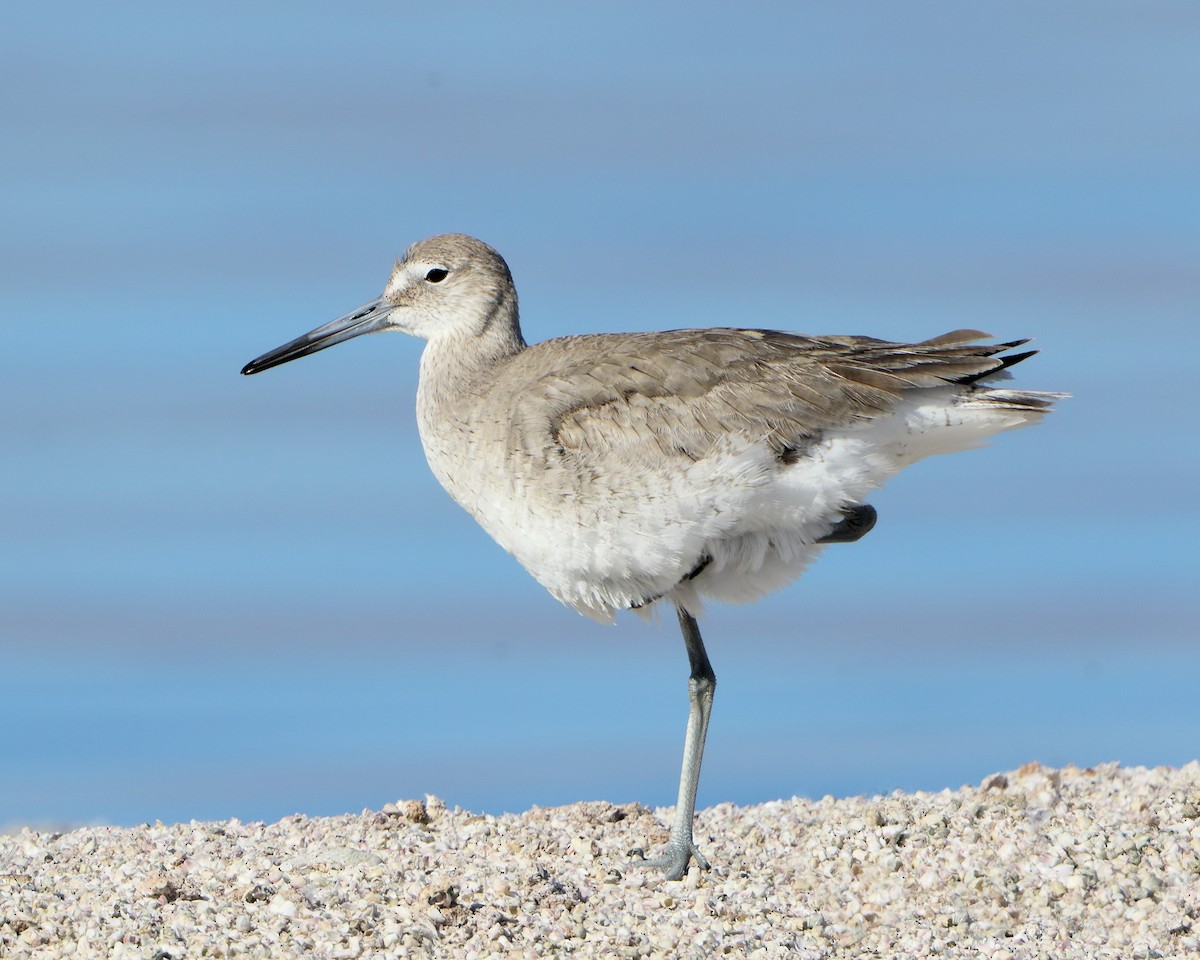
[[3, 762, 1198, 959]]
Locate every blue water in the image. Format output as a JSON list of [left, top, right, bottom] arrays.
[[2, 2, 1197, 829]]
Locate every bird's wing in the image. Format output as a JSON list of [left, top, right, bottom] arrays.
[[506, 328, 1032, 463]]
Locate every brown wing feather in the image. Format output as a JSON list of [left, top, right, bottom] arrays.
[[505, 328, 1033, 463]]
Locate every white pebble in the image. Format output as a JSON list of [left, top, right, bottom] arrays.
[[266, 895, 297, 918]]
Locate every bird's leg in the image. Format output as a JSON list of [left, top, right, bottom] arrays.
[[638, 505, 868, 881], [816, 503, 877, 544], [642, 604, 716, 880]]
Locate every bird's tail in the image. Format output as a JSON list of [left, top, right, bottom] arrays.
[[959, 387, 1067, 417], [938, 335, 1067, 427]]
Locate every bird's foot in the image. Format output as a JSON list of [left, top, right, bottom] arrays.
[[635, 838, 711, 881], [817, 503, 878, 544]]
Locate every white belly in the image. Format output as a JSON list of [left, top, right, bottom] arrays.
[[424, 387, 1039, 622]]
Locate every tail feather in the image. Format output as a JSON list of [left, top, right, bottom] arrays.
[[829, 334, 1041, 395], [917, 328, 993, 346], [963, 388, 1067, 414], [958, 347, 1039, 384]]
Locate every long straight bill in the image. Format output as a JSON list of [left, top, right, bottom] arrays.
[[241, 297, 393, 375]]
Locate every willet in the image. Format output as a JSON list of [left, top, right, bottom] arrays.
[[242, 233, 1061, 879]]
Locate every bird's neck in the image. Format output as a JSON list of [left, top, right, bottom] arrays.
[[416, 295, 526, 416], [414, 298, 526, 509]]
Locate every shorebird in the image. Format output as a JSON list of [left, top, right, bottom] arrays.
[[242, 233, 1060, 879]]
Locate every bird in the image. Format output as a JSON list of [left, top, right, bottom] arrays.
[[242, 233, 1061, 880]]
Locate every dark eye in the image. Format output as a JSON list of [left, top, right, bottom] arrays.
[[425, 268, 449, 283]]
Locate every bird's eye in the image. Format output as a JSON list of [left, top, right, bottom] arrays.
[[425, 268, 449, 283]]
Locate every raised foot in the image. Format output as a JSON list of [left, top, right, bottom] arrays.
[[817, 503, 878, 544], [635, 839, 711, 881]]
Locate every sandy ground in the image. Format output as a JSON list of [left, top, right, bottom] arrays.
[[3, 762, 1199, 959]]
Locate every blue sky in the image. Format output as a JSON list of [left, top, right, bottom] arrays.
[[2, 2, 1197, 829]]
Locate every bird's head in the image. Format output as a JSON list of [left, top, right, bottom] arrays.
[[241, 233, 519, 376]]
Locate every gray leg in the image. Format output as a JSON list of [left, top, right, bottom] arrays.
[[817, 503, 877, 544], [643, 605, 716, 880]]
